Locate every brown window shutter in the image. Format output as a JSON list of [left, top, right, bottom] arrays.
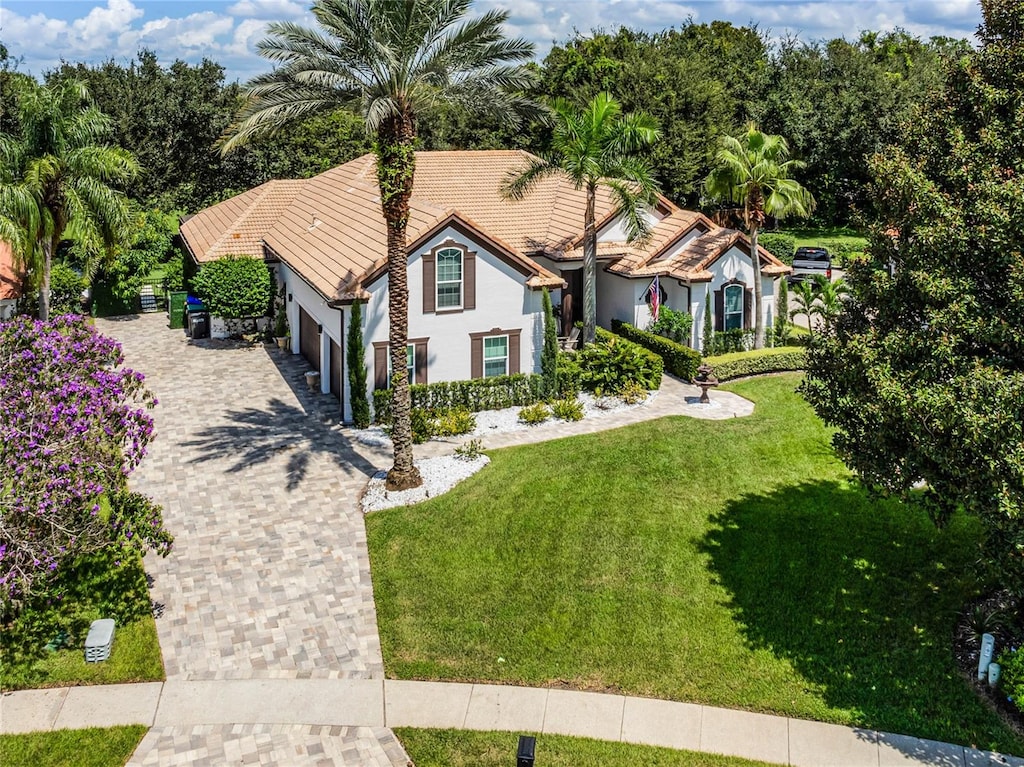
[[508, 330, 521, 374], [422, 252, 436, 314], [373, 342, 387, 389], [470, 335, 483, 378], [414, 339, 428, 385], [744, 287, 753, 330], [714, 289, 724, 332], [463, 251, 476, 310]]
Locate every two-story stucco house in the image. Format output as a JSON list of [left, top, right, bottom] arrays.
[[180, 150, 788, 421]]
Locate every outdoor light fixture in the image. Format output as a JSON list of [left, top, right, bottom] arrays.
[[516, 735, 536, 766], [317, 324, 323, 334], [287, 293, 293, 302]]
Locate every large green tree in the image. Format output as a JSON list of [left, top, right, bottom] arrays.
[[801, 0, 1024, 594], [704, 125, 815, 349], [539, 23, 768, 205], [758, 31, 955, 223], [222, 0, 536, 490], [0, 79, 138, 320], [504, 93, 659, 345]]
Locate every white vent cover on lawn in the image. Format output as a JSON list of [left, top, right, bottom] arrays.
[[84, 619, 115, 662]]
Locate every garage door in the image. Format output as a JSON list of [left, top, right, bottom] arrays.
[[299, 307, 319, 372], [329, 338, 342, 400]]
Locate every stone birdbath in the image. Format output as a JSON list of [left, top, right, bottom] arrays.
[[692, 363, 719, 405]]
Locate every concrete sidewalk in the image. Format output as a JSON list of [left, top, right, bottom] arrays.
[[4, 679, 1021, 767]]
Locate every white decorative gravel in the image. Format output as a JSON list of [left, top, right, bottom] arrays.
[[354, 391, 657, 448], [362, 454, 490, 512]]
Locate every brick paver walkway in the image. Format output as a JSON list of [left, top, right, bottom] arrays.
[[98, 315, 404, 766]]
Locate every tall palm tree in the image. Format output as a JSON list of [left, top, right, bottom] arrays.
[[222, 0, 536, 491], [503, 93, 660, 345], [0, 79, 138, 320], [705, 125, 814, 349]]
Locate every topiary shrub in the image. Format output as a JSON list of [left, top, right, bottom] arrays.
[[611, 319, 701, 380], [556, 352, 582, 399], [647, 305, 693, 345], [49, 262, 86, 315], [703, 347, 807, 380], [191, 255, 272, 319], [760, 233, 796, 265], [347, 301, 370, 429]]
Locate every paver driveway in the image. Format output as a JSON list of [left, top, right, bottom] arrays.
[[98, 314, 405, 766]]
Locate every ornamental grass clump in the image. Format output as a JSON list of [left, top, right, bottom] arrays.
[[0, 316, 173, 610]]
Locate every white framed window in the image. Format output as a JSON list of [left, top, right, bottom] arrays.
[[436, 247, 463, 310], [387, 344, 415, 387], [724, 284, 743, 331], [483, 335, 509, 377]]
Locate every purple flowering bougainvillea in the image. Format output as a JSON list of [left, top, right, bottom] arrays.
[[0, 315, 172, 606]]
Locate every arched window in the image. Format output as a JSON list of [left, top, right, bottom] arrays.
[[724, 284, 743, 330], [436, 248, 463, 309]]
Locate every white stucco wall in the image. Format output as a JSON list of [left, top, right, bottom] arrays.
[[278, 262, 344, 404], [0, 299, 17, 320], [361, 225, 545, 397], [697, 245, 777, 351]]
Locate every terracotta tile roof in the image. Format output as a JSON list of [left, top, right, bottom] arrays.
[[180, 180, 306, 263], [0, 240, 22, 302], [262, 155, 564, 302], [183, 150, 787, 303]]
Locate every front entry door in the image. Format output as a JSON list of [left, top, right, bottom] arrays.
[[560, 268, 583, 336]]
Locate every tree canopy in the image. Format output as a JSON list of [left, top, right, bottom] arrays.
[[801, 0, 1024, 594]]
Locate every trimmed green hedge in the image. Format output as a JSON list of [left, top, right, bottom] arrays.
[[611, 319, 701, 380], [373, 373, 546, 423], [703, 347, 807, 381]]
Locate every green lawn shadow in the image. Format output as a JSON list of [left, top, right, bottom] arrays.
[[700, 479, 1020, 754]]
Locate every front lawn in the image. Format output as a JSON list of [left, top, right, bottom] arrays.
[[1, 616, 164, 691], [396, 729, 779, 766], [0, 726, 147, 767], [367, 375, 1021, 753]]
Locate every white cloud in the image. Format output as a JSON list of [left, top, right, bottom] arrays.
[[0, 0, 983, 83]]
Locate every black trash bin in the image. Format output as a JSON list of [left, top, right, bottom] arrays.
[[188, 311, 209, 339]]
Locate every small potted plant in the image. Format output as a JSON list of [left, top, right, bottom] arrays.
[[274, 308, 288, 349]]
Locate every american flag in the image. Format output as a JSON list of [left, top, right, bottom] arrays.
[[648, 276, 660, 322]]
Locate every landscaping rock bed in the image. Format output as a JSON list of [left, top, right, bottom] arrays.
[[362, 454, 490, 512], [354, 391, 657, 448]]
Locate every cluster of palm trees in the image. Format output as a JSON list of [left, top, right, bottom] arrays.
[[789, 275, 850, 337], [0, 79, 138, 321]]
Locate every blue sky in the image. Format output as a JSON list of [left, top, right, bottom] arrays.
[[1, 1, 983, 83]]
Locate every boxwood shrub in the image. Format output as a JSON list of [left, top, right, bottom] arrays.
[[373, 373, 546, 423], [702, 347, 807, 381], [611, 319, 701, 381]]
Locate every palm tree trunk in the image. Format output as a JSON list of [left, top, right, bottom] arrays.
[[39, 236, 53, 321], [750, 224, 764, 349], [377, 112, 422, 491], [582, 182, 597, 345]]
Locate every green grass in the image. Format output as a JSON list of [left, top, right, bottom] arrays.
[[1, 616, 164, 691], [396, 729, 780, 766], [780, 226, 867, 250], [368, 375, 1022, 753], [0, 726, 147, 767]]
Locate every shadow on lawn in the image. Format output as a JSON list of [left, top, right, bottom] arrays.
[[701, 480, 1016, 755]]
